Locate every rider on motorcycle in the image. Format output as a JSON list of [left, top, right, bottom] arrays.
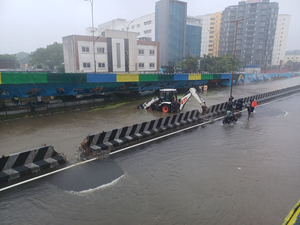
[[226, 109, 234, 123]]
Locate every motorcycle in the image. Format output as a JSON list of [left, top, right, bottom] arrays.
[[222, 115, 238, 125]]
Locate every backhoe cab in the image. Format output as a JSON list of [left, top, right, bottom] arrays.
[[138, 87, 207, 114]]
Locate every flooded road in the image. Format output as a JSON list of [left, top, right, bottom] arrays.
[[0, 83, 300, 224], [1, 77, 300, 163]]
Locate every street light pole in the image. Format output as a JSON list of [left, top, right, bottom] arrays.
[[229, 18, 247, 98], [123, 21, 133, 73], [85, 0, 96, 74]]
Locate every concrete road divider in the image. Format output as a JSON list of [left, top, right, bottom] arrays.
[[0, 145, 67, 185], [79, 84, 300, 159]]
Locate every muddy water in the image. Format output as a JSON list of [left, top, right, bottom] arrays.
[[0, 87, 299, 224], [0, 77, 300, 162]]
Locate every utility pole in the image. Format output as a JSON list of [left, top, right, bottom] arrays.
[[230, 18, 248, 98], [85, 0, 96, 74], [292, 51, 296, 73], [187, 40, 190, 73]]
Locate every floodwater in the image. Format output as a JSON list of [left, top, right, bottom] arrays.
[[1, 77, 300, 162], [0, 77, 300, 225]]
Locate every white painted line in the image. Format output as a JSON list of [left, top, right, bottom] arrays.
[[1, 91, 299, 192]]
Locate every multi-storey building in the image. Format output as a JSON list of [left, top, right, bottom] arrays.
[[208, 12, 222, 57], [88, 0, 202, 67], [93, 14, 156, 42], [284, 50, 300, 64], [196, 14, 210, 57], [219, 0, 278, 68], [196, 12, 221, 57], [196, 12, 222, 57], [63, 30, 160, 73], [186, 16, 202, 58], [272, 14, 291, 66], [155, 0, 187, 66]]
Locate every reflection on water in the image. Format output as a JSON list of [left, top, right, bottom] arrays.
[[44, 159, 124, 192]]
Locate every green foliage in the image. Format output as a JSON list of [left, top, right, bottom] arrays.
[[177, 56, 199, 73], [199, 54, 240, 73], [29, 42, 64, 70], [16, 52, 31, 64], [285, 60, 293, 66]]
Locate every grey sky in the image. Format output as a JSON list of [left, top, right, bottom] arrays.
[[0, 0, 299, 54]]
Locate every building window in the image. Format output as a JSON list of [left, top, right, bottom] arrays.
[[144, 29, 151, 34], [83, 62, 91, 68], [137, 24, 140, 28], [149, 50, 155, 55], [97, 47, 104, 53], [149, 63, 155, 68], [82, 46, 90, 52], [137, 32, 140, 36], [98, 63, 105, 68], [138, 63, 144, 68], [131, 25, 135, 29], [144, 20, 151, 25], [138, 49, 144, 55]]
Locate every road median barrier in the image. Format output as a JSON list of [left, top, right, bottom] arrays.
[[0, 145, 67, 186], [78, 84, 300, 159]]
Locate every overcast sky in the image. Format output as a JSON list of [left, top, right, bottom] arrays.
[[0, 0, 299, 54]]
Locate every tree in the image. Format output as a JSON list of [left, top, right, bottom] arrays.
[[177, 56, 199, 73], [29, 42, 64, 71], [199, 54, 240, 73], [16, 52, 31, 64], [284, 60, 293, 66]]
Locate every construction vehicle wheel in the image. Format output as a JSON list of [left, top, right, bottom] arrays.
[[147, 107, 152, 111], [162, 105, 169, 113]]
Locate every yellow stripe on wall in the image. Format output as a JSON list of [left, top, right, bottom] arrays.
[[189, 74, 201, 80], [117, 74, 139, 82]]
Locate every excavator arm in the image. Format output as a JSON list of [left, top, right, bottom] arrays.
[[138, 97, 160, 109], [179, 87, 208, 114]]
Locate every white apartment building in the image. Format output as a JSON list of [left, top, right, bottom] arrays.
[[196, 14, 211, 57], [87, 14, 156, 42], [272, 14, 291, 66], [63, 30, 160, 73], [284, 52, 300, 64]]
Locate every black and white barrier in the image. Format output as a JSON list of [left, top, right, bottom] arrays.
[[82, 84, 300, 155], [0, 145, 67, 185], [204, 84, 300, 118], [86, 109, 201, 153]]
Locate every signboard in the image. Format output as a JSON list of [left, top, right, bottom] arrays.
[[246, 0, 262, 3]]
